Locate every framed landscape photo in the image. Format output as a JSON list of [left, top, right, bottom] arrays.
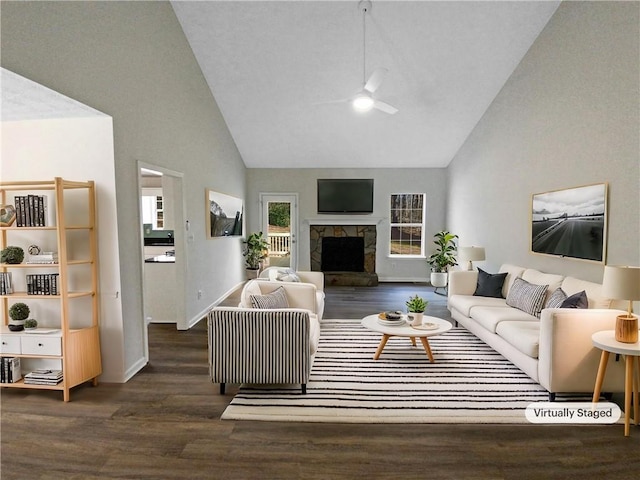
[[205, 189, 243, 238], [531, 183, 607, 263]]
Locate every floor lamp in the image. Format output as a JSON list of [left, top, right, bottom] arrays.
[[602, 265, 640, 343], [459, 246, 485, 271]]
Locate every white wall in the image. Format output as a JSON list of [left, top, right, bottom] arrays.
[[447, 1, 640, 282], [1, 1, 247, 380], [247, 168, 448, 281], [1, 117, 125, 382]]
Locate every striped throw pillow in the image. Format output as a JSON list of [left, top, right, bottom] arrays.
[[545, 288, 568, 308], [250, 286, 290, 309], [506, 277, 548, 318]]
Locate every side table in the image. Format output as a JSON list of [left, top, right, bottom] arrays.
[[592, 330, 640, 436]]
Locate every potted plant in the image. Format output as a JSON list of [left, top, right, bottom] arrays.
[[24, 319, 38, 330], [427, 231, 458, 290], [406, 294, 428, 326], [1, 246, 24, 264], [243, 231, 269, 279], [8, 302, 30, 331]]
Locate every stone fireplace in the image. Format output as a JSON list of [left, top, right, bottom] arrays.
[[310, 224, 378, 286]]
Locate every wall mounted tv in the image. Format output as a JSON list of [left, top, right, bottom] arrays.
[[317, 179, 374, 214]]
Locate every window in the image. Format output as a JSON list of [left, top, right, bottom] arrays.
[[390, 193, 425, 256]]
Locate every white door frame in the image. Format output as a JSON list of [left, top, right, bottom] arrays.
[[260, 193, 299, 271], [138, 162, 187, 363]]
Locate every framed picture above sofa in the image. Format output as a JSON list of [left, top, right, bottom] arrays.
[[531, 183, 607, 263], [205, 189, 243, 238]]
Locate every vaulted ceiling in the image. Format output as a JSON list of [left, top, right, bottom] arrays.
[[172, 1, 560, 169]]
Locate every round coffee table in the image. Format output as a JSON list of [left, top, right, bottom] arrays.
[[361, 314, 452, 363]]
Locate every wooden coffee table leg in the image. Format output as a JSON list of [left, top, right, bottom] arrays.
[[410, 336, 416, 347], [374, 334, 391, 360], [419, 337, 435, 363]]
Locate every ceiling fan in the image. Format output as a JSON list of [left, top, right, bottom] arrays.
[[323, 0, 398, 115]]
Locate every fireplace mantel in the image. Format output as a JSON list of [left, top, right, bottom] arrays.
[[304, 216, 385, 226]]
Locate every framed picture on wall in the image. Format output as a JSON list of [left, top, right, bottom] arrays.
[[531, 183, 607, 263], [205, 189, 243, 238]]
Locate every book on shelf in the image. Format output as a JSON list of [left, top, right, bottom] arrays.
[[1, 357, 22, 383], [26, 273, 59, 295], [13, 194, 50, 227], [0, 272, 13, 295], [26, 252, 59, 264], [24, 369, 62, 385]]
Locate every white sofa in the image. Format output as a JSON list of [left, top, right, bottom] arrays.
[[448, 264, 626, 400]]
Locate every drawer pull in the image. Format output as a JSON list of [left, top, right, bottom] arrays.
[[38, 343, 44, 347]]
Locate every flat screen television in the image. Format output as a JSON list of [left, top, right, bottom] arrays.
[[317, 179, 374, 214]]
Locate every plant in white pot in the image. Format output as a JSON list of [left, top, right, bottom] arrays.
[[427, 231, 458, 291], [406, 295, 428, 327], [242, 231, 269, 279], [8, 302, 30, 331]]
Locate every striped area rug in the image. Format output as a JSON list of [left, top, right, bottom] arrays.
[[221, 319, 559, 423]]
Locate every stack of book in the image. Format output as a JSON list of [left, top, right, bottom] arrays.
[[24, 369, 63, 385], [13, 194, 49, 227], [26, 252, 58, 264], [0, 272, 13, 294], [26, 273, 60, 295], [1, 357, 22, 383]]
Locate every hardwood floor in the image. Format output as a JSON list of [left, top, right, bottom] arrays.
[[2, 283, 639, 479]]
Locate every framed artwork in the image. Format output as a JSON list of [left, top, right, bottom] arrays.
[[205, 189, 243, 238], [531, 183, 607, 263]]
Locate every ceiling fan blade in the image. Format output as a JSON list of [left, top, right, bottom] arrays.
[[373, 99, 398, 115], [312, 98, 350, 106], [364, 67, 388, 93]]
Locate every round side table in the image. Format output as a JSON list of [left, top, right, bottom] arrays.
[[592, 330, 640, 436]]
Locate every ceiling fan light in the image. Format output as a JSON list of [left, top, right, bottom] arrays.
[[352, 94, 374, 112]]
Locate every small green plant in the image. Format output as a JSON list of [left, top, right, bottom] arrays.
[[24, 319, 38, 329], [406, 295, 428, 313], [243, 232, 269, 270], [427, 231, 458, 273], [9, 302, 30, 321], [1, 246, 24, 264]]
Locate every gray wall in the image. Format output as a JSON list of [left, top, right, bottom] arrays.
[[1, 1, 247, 379], [247, 168, 447, 281], [447, 1, 639, 282]]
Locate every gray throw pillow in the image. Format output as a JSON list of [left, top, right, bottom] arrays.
[[276, 268, 301, 283], [506, 277, 548, 317], [473, 268, 508, 298], [250, 286, 290, 309], [545, 288, 568, 308], [560, 290, 588, 309]]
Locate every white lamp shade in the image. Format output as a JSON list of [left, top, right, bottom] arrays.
[[459, 246, 485, 262], [602, 266, 640, 300]]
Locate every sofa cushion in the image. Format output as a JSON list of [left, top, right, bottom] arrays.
[[449, 294, 508, 317], [498, 264, 526, 298], [474, 268, 508, 298], [522, 269, 564, 304], [496, 321, 540, 359], [560, 290, 588, 309], [561, 276, 620, 309], [471, 306, 537, 333], [506, 277, 548, 317], [250, 286, 290, 309], [545, 288, 568, 308]]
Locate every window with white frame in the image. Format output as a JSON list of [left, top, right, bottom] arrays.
[[389, 193, 426, 256]]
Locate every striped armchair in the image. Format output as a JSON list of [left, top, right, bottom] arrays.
[[207, 307, 313, 394]]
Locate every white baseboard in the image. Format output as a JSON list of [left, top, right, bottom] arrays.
[[123, 356, 148, 383], [377, 276, 430, 283], [183, 280, 245, 330]]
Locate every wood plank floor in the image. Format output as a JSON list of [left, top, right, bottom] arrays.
[[2, 283, 639, 479]]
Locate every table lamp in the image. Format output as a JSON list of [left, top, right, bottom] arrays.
[[459, 246, 485, 271], [602, 265, 640, 343]]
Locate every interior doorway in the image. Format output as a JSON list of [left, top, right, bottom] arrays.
[[260, 193, 298, 271], [138, 163, 187, 361]]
